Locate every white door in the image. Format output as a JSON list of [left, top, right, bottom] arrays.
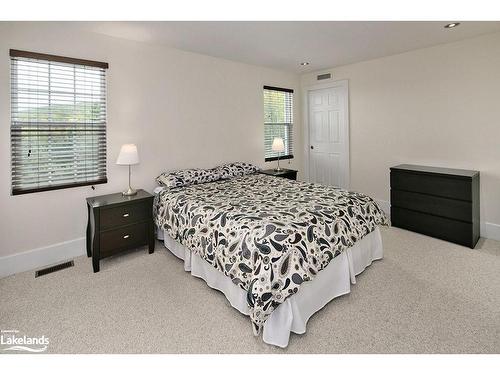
[[308, 81, 349, 188]]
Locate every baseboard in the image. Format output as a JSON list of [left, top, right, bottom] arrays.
[[481, 222, 500, 242], [375, 199, 391, 220], [0, 237, 86, 279]]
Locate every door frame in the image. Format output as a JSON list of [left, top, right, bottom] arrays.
[[302, 79, 350, 188]]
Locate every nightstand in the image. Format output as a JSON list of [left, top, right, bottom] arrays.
[[260, 168, 298, 181], [86, 189, 155, 272]]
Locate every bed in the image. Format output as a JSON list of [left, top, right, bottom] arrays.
[[153, 167, 387, 347]]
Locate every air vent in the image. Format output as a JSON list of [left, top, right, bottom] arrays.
[[35, 260, 74, 278], [317, 73, 332, 81]]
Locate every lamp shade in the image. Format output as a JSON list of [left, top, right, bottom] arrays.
[[271, 137, 285, 152], [116, 144, 139, 165]]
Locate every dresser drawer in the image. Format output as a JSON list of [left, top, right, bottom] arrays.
[[391, 171, 471, 201], [391, 189, 472, 222], [391, 207, 473, 247], [100, 222, 148, 257], [100, 202, 150, 230]]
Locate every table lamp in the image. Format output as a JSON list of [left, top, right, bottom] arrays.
[[116, 144, 139, 196], [272, 137, 285, 172]]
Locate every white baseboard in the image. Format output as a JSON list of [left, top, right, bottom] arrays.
[[481, 222, 500, 242], [375, 199, 391, 220], [0, 237, 86, 279]]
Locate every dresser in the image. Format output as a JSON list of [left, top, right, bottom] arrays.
[[260, 168, 298, 181], [86, 189, 155, 272], [390, 164, 480, 248]]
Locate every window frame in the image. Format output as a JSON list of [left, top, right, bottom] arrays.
[[10, 49, 109, 195], [263, 85, 294, 162]]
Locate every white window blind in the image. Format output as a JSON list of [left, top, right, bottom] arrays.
[[264, 86, 294, 162], [10, 49, 108, 195]]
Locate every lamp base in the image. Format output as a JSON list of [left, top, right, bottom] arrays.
[[122, 187, 137, 196], [274, 157, 283, 172]]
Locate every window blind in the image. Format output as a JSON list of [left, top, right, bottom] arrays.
[[263, 85, 293, 162], [10, 49, 108, 195]]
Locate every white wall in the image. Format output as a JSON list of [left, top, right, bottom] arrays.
[[0, 22, 301, 268], [301, 32, 500, 239]]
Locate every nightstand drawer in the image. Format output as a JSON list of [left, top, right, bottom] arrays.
[[281, 170, 297, 180], [100, 222, 148, 257], [100, 202, 150, 230], [260, 169, 298, 181]]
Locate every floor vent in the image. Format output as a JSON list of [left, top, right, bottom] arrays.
[[35, 260, 74, 278]]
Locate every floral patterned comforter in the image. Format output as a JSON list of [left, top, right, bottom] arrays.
[[154, 173, 387, 334]]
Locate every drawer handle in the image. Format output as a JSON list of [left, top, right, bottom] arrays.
[[123, 213, 130, 217], [123, 235, 130, 239]]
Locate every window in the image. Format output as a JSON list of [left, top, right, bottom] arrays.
[[263, 85, 294, 162], [10, 49, 108, 195]]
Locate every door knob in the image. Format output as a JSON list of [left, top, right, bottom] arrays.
[[310, 145, 314, 150]]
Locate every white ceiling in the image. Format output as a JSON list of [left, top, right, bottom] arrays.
[[71, 21, 500, 72]]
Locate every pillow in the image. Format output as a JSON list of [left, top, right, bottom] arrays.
[[156, 168, 220, 188], [217, 162, 260, 179]]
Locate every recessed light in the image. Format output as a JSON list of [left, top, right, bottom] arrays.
[[300, 62, 310, 66], [444, 22, 460, 29]]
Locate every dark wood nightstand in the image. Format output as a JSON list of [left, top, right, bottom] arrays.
[[86, 189, 155, 272], [260, 168, 298, 181]]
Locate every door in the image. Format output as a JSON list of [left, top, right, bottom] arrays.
[[308, 81, 349, 188]]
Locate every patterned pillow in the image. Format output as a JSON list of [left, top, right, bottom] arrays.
[[156, 168, 220, 188], [217, 162, 260, 179]]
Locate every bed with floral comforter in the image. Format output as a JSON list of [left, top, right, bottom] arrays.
[[154, 173, 387, 334]]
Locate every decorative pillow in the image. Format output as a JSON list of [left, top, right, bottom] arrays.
[[156, 168, 220, 188], [217, 162, 260, 179]]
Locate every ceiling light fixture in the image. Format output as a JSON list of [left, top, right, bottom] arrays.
[[444, 22, 460, 29], [300, 62, 310, 66]]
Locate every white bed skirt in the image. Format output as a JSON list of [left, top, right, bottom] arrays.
[[158, 227, 383, 348]]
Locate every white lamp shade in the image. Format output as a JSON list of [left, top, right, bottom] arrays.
[[116, 144, 139, 165], [271, 137, 285, 152]]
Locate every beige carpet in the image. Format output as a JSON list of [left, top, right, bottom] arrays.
[[1, 226, 499, 354]]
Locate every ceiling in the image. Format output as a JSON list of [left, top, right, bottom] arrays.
[[71, 21, 500, 72]]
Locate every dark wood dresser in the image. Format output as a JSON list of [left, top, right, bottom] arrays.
[[260, 168, 298, 181], [86, 189, 155, 272], [390, 164, 480, 248]]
